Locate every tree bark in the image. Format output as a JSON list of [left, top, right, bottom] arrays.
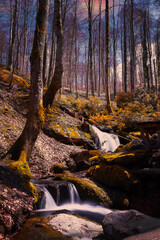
[[3, 0, 50, 161], [44, 0, 63, 107], [8, 0, 18, 69], [88, 0, 94, 96], [105, 0, 113, 113], [123, 0, 127, 93], [130, 0, 135, 91], [98, 0, 102, 97]]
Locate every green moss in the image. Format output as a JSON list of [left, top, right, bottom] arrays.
[[6, 151, 38, 202], [54, 172, 112, 207], [89, 150, 146, 167], [0, 67, 29, 88], [12, 217, 70, 240], [88, 163, 139, 192]]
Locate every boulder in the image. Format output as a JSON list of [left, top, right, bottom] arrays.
[[13, 214, 103, 240], [87, 163, 139, 192], [49, 213, 103, 239], [73, 150, 102, 171], [102, 209, 160, 240], [89, 149, 147, 168]]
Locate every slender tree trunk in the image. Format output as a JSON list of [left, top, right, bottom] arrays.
[[105, 0, 113, 113], [74, 0, 78, 98], [123, 0, 127, 93], [86, 46, 89, 98], [147, 0, 153, 88], [48, 13, 55, 87], [142, 11, 149, 90], [8, 0, 18, 69], [113, 0, 117, 97], [3, 0, 50, 161], [98, 0, 102, 97], [130, 0, 135, 91], [88, 0, 94, 96], [153, 59, 158, 93], [23, 0, 29, 72], [44, 0, 63, 107], [16, 0, 21, 70], [43, 35, 48, 87]]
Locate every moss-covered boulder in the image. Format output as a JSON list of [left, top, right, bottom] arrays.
[[54, 172, 112, 207], [89, 149, 146, 168], [12, 217, 70, 240], [43, 106, 93, 147], [87, 163, 139, 192], [72, 149, 102, 171]]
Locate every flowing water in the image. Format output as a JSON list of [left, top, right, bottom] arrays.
[[36, 183, 112, 216], [90, 125, 120, 152]]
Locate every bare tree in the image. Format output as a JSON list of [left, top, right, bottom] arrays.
[[105, 0, 113, 113], [44, 0, 63, 107]]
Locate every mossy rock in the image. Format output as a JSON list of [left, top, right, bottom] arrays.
[[73, 150, 102, 171], [54, 172, 112, 207], [87, 163, 139, 192], [43, 107, 93, 147], [3, 151, 38, 202], [51, 163, 68, 174], [89, 149, 147, 168], [12, 217, 70, 240]]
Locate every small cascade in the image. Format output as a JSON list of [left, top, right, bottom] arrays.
[[68, 183, 80, 204], [40, 187, 56, 209], [90, 125, 120, 152], [36, 182, 112, 217]]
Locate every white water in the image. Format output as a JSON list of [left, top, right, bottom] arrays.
[[37, 184, 112, 216], [68, 183, 80, 204], [91, 125, 120, 152], [40, 188, 57, 209], [36, 203, 112, 216]]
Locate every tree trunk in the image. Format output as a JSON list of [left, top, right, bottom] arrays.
[[123, 0, 127, 93], [44, 0, 63, 107], [88, 0, 94, 96], [113, 0, 117, 97], [3, 0, 50, 161], [105, 0, 113, 113], [8, 0, 18, 69], [98, 0, 102, 97], [130, 0, 135, 91], [142, 11, 149, 90]]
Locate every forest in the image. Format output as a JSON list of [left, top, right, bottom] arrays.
[[0, 0, 160, 239]]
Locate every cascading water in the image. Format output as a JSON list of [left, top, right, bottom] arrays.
[[90, 125, 120, 152], [40, 187, 56, 209], [68, 183, 80, 204], [36, 183, 112, 216]]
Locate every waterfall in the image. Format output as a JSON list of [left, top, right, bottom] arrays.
[[37, 183, 112, 216], [68, 183, 80, 204], [40, 187, 56, 209], [90, 125, 120, 152]]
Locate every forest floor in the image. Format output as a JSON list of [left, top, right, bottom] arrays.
[[0, 66, 160, 239]]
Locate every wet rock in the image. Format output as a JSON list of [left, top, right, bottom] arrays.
[[87, 163, 139, 192], [54, 172, 112, 207], [102, 209, 160, 240], [49, 213, 103, 240], [51, 163, 67, 174]]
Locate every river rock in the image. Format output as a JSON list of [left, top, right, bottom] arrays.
[[102, 209, 160, 240], [49, 213, 103, 239], [87, 163, 139, 192]]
